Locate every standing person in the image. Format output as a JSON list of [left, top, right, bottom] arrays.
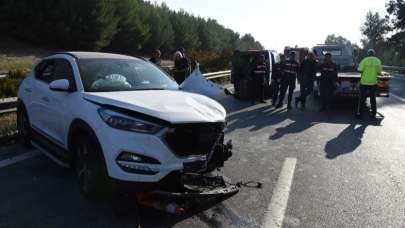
[[276, 52, 299, 109], [252, 54, 268, 103], [356, 49, 382, 118], [178, 47, 191, 75], [149, 49, 161, 66], [319, 53, 338, 112], [173, 51, 188, 84], [190, 57, 199, 72], [231, 50, 243, 98], [271, 54, 285, 106], [295, 52, 317, 109]]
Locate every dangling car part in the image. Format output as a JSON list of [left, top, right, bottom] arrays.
[[136, 173, 240, 215]]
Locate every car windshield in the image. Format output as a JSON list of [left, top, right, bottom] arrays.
[[78, 58, 178, 92]]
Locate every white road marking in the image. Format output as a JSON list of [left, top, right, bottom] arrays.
[[262, 157, 297, 228], [0, 150, 40, 169], [391, 93, 405, 103]]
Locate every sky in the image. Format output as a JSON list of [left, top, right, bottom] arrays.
[[146, 0, 388, 52]]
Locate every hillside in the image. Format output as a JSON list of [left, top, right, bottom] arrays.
[[0, 36, 49, 72]]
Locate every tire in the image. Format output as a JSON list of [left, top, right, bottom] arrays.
[[16, 103, 32, 147], [72, 133, 110, 199]]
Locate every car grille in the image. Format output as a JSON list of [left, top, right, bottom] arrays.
[[164, 122, 225, 157]]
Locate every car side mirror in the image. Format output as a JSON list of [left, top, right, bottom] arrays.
[[49, 79, 71, 92]]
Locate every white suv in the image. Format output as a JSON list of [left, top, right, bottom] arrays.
[[17, 52, 232, 198]]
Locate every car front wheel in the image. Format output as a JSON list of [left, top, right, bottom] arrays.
[[72, 134, 110, 199]]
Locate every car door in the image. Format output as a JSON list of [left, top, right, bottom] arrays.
[[46, 59, 77, 145], [30, 59, 56, 138]]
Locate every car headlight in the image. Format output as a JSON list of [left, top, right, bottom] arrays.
[[98, 108, 162, 134]]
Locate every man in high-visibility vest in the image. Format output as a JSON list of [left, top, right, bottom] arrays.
[[356, 49, 382, 119]]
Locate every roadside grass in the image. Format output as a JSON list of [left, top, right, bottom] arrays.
[[0, 56, 35, 72], [0, 61, 34, 73], [0, 70, 30, 98], [0, 113, 18, 146]]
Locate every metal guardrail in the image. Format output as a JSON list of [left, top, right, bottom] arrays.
[[0, 70, 232, 115], [383, 65, 405, 74], [0, 97, 18, 115], [204, 70, 231, 80]]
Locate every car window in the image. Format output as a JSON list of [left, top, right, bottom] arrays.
[[36, 60, 55, 83], [53, 60, 76, 90]]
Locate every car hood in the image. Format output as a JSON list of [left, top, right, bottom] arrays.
[[83, 90, 226, 124]]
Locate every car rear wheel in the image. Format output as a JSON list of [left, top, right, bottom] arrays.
[[72, 134, 110, 199], [17, 103, 32, 147]]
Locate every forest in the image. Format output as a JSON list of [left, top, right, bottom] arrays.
[[0, 0, 263, 55], [325, 0, 405, 66]]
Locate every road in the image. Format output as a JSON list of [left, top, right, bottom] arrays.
[[1, 76, 405, 227]]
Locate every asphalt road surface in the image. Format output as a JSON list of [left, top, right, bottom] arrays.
[[1, 76, 405, 228]]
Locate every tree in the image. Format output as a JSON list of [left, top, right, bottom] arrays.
[[142, 3, 175, 52], [105, 0, 150, 53], [0, 0, 264, 54], [325, 34, 352, 47], [387, 0, 405, 30], [387, 0, 405, 58], [360, 11, 390, 49], [169, 10, 201, 50], [237, 34, 264, 51], [0, 0, 120, 50]]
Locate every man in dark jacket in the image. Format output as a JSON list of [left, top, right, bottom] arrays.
[[319, 53, 338, 112], [178, 47, 191, 75], [295, 52, 317, 109], [149, 49, 162, 66], [173, 50, 190, 84], [231, 50, 243, 98], [271, 54, 285, 106], [276, 52, 299, 109], [252, 54, 268, 103]]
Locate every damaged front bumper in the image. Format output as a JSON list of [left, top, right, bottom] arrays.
[[183, 139, 233, 173]]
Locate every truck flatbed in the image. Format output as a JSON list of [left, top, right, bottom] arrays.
[[314, 71, 392, 98]]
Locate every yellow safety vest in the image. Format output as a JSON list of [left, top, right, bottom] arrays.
[[357, 56, 382, 85]]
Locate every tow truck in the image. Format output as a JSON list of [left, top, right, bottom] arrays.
[[312, 44, 391, 97]]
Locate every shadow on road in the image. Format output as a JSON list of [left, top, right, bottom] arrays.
[[324, 116, 384, 159], [324, 123, 366, 159], [225, 94, 357, 135], [222, 93, 388, 161]]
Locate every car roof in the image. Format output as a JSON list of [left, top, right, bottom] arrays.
[[50, 51, 139, 60]]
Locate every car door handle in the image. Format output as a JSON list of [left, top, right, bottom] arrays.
[[24, 88, 32, 93], [41, 97, 50, 102]]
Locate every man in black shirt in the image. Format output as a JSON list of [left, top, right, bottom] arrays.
[[271, 54, 285, 106], [149, 49, 161, 67], [276, 52, 299, 109], [295, 52, 317, 109], [252, 54, 268, 103], [319, 53, 338, 112]]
